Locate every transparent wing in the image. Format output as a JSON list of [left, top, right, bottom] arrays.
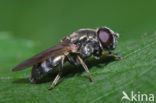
[[12, 43, 71, 71]]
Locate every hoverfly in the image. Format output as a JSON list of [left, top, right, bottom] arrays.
[[12, 27, 122, 91]]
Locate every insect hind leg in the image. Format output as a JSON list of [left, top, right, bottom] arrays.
[[48, 56, 65, 91]]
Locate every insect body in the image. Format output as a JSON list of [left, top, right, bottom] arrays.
[[12, 27, 122, 91]]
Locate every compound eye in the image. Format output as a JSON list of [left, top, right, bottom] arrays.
[[97, 28, 113, 47], [98, 30, 110, 43]]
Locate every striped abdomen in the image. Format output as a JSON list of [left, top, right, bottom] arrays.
[[30, 55, 64, 83]]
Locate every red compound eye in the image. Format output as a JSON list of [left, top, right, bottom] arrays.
[[97, 28, 113, 48], [99, 30, 109, 43]]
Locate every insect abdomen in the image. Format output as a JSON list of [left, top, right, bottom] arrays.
[[30, 55, 64, 83]]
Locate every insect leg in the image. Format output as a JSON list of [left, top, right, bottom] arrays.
[[109, 54, 123, 60], [108, 52, 123, 60], [102, 51, 123, 60], [48, 56, 65, 91], [77, 55, 93, 83]]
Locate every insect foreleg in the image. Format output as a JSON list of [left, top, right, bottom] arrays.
[[109, 54, 123, 60], [48, 56, 65, 91], [77, 55, 93, 83], [108, 52, 123, 60], [102, 51, 123, 60]]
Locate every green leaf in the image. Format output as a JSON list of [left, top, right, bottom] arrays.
[[0, 32, 156, 103]]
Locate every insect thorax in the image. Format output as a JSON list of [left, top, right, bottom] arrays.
[[62, 29, 102, 58]]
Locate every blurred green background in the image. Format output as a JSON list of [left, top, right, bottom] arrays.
[[0, 0, 156, 47], [0, 0, 156, 103]]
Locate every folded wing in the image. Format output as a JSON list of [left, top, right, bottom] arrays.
[[12, 43, 71, 71]]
